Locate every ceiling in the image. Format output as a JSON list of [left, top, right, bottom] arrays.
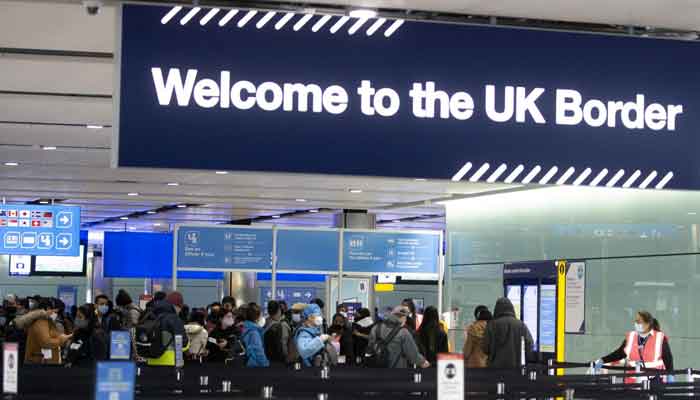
[[2, 0, 691, 233]]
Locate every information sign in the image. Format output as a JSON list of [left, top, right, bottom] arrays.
[[3, 342, 18, 394], [110, 331, 131, 360], [95, 361, 135, 400], [565, 261, 586, 333], [437, 354, 464, 400], [522, 285, 539, 351], [260, 286, 316, 305], [276, 229, 339, 272], [176, 226, 273, 270], [57, 285, 78, 310], [539, 284, 557, 353], [0, 205, 80, 256], [342, 231, 439, 275]]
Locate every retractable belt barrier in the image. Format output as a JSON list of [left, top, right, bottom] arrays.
[[6, 361, 700, 400]]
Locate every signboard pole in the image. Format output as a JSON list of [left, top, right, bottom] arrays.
[[271, 226, 278, 301], [337, 229, 344, 311], [172, 225, 178, 291], [437, 231, 444, 316]]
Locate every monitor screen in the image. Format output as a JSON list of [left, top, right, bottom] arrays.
[[32, 244, 86, 276], [9, 254, 31, 276]]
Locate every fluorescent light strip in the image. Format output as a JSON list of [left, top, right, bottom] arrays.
[[589, 169, 609, 187], [199, 8, 220, 25], [180, 7, 201, 25], [622, 170, 642, 188], [161, 6, 183, 24], [218, 9, 239, 27], [655, 172, 674, 189], [312, 15, 332, 32], [556, 167, 576, 185], [538, 166, 559, 185], [504, 165, 525, 183], [275, 12, 295, 30], [384, 19, 404, 37], [639, 171, 658, 189], [605, 169, 625, 187], [573, 168, 592, 186], [521, 166, 542, 184], [486, 164, 508, 183], [330, 16, 350, 34], [293, 13, 314, 31], [256, 11, 277, 28], [348, 17, 369, 35], [237, 10, 258, 27], [366, 18, 386, 36], [451, 162, 472, 181], [469, 163, 490, 182]]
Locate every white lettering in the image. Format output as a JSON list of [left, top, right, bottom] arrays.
[[425, 81, 450, 119], [323, 85, 348, 115], [644, 103, 667, 131], [515, 87, 545, 123], [555, 89, 583, 125], [485, 85, 514, 122], [193, 79, 220, 108], [231, 80, 256, 110], [667, 105, 683, 131], [357, 80, 376, 116], [283, 83, 323, 112], [220, 71, 231, 108], [256, 82, 283, 111], [449, 92, 474, 120], [373, 88, 400, 117], [151, 67, 198, 106], [621, 94, 645, 129], [409, 82, 427, 118], [582, 99, 606, 127]]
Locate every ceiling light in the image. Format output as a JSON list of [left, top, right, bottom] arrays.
[[153, 223, 162, 227], [86, 124, 104, 129], [215, 171, 228, 175], [414, 178, 427, 182], [689, 212, 697, 216], [127, 192, 139, 196], [41, 146, 57, 151], [128, 227, 136, 230], [349, 9, 377, 18], [177, 204, 187, 208], [147, 210, 157, 214], [167, 182, 180, 186], [39, 200, 49, 204], [3, 162, 19, 167], [393, 220, 402, 223], [272, 215, 281, 219], [295, 199, 306, 202], [348, 188, 363, 193], [309, 209, 319, 213], [120, 217, 129, 220]]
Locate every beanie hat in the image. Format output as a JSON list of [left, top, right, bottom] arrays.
[[166, 291, 184, 308], [302, 304, 322, 320], [115, 290, 133, 307]]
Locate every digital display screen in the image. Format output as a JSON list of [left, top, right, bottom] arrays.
[[522, 285, 539, 351], [539, 284, 557, 353], [32, 244, 86, 276], [9, 255, 31, 276], [506, 285, 522, 320]]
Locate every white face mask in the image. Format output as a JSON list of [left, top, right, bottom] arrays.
[[313, 316, 324, 327], [292, 314, 301, 323], [340, 312, 348, 319], [634, 323, 646, 334], [257, 317, 266, 328], [222, 317, 234, 329], [49, 313, 58, 321]]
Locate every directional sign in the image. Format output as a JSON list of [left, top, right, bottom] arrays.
[[260, 286, 317, 306], [0, 205, 80, 256], [176, 226, 273, 270], [277, 229, 339, 273], [95, 361, 136, 400], [343, 231, 440, 276]]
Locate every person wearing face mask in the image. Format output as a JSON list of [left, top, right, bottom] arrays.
[[352, 308, 374, 365], [594, 310, 674, 381], [264, 301, 291, 366], [290, 303, 306, 330], [295, 304, 335, 367], [146, 291, 190, 366], [367, 306, 430, 369], [240, 303, 270, 368], [206, 302, 223, 333], [15, 297, 72, 364], [65, 304, 107, 366], [94, 295, 118, 332], [328, 313, 355, 364], [206, 311, 240, 363]]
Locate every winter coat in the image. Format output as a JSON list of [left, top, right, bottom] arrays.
[[417, 324, 449, 366], [481, 298, 534, 368], [15, 310, 63, 364], [241, 321, 269, 368], [185, 323, 208, 357], [368, 315, 426, 368], [295, 325, 325, 367], [146, 301, 189, 366], [263, 318, 291, 364], [463, 320, 488, 368]]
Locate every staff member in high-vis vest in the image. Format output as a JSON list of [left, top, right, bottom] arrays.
[[594, 311, 674, 381]]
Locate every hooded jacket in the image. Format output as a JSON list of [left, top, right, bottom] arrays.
[[368, 314, 426, 368], [241, 321, 270, 368], [185, 323, 208, 357], [463, 320, 488, 368], [146, 301, 189, 366], [481, 298, 534, 368], [15, 310, 63, 364]]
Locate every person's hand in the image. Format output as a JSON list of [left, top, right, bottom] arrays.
[[420, 360, 430, 369], [59, 333, 72, 345], [217, 339, 228, 350], [320, 334, 330, 342]]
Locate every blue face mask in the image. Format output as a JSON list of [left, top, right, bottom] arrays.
[[0, 317, 6, 326], [98, 305, 109, 315]]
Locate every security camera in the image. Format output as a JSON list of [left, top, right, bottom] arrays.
[[82, 0, 103, 16]]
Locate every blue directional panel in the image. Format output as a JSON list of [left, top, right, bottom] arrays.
[[0, 205, 81, 256], [342, 231, 440, 276], [176, 226, 273, 270]]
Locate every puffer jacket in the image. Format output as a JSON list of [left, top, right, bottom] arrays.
[[368, 315, 426, 368], [481, 298, 534, 368], [185, 323, 208, 357], [241, 321, 269, 368], [463, 320, 488, 368], [15, 310, 63, 364]]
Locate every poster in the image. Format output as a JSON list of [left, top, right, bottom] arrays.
[[437, 354, 464, 400], [522, 285, 539, 351], [57, 285, 78, 310], [539, 284, 557, 353], [3, 342, 18, 394], [110, 331, 131, 360], [565, 261, 586, 333], [95, 362, 135, 400]]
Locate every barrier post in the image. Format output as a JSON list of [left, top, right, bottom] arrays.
[[688, 368, 694, 383], [262, 386, 274, 399], [271, 226, 278, 300], [548, 358, 555, 376], [496, 382, 505, 399]]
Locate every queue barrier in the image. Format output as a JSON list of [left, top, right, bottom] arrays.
[[6, 361, 700, 400]]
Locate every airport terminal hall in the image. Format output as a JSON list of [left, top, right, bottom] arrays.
[[2, 0, 700, 399]]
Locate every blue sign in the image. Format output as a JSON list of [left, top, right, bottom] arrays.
[[176, 226, 273, 270], [539, 285, 557, 353], [277, 230, 339, 272], [110, 331, 131, 360], [118, 4, 700, 190], [343, 231, 439, 275], [261, 286, 317, 305], [57, 285, 78, 310], [95, 361, 136, 400], [0, 205, 80, 256]]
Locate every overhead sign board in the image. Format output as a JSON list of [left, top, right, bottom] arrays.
[[0, 205, 80, 256], [276, 229, 339, 273], [175, 226, 273, 270], [260, 286, 317, 306], [118, 4, 700, 190], [342, 231, 440, 276]]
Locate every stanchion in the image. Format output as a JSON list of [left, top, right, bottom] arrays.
[[548, 359, 555, 376], [642, 379, 651, 391], [529, 370, 537, 381], [321, 366, 330, 380], [262, 385, 274, 399], [414, 372, 423, 384], [199, 375, 209, 393], [222, 380, 232, 393], [688, 368, 695, 383], [496, 382, 505, 399], [564, 388, 575, 400]]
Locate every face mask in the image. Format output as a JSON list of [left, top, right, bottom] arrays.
[[222, 317, 234, 329], [97, 305, 109, 315], [634, 323, 645, 334], [292, 314, 301, 323], [28, 300, 37, 310], [49, 313, 58, 321], [74, 319, 88, 330], [257, 317, 266, 328], [314, 316, 323, 327], [340, 312, 348, 319], [0, 317, 6, 326]]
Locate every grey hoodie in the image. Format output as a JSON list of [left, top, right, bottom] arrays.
[[368, 314, 426, 368], [481, 297, 534, 368]]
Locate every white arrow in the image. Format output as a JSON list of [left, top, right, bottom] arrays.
[[59, 237, 69, 246], [60, 215, 69, 225]]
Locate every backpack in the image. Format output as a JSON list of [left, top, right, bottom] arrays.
[[286, 327, 301, 364], [263, 321, 285, 362], [134, 310, 170, 359], [364, 322, 403, 368], [224, 333, 247, 368]]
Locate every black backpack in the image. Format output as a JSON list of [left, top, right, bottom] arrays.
[[263, 321, 287, 363], [364, 322, 403, 368], [135, 311, 169, 358], [224, 333, 247, 368]]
